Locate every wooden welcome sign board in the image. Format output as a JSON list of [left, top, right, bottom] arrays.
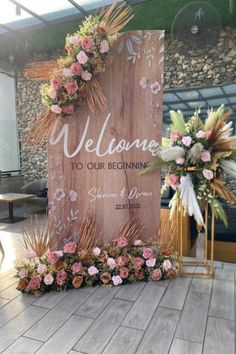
[[48, 30, 164, 242]]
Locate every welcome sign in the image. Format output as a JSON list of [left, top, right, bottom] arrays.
[[48, 30, 164, 241]]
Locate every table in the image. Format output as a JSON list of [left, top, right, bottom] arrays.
[[0, 193, 35, 223]]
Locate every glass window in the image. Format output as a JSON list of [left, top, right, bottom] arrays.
[[0, 73, 20, 172]]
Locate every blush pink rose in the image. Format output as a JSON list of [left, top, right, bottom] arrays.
[[62, 105, 74, 115], [112, 275, 123, 286], [37, 263, 47, 275], [56, 270, 68, 286], [48, 251, 63, 265], [19, 268, 28, 278], [62, 68, 74, 77], [151, 268, 162, 281], [44, 274, 54, 285], [71, 262, 83, 275], [88, 266, 99, 276], [117, 236, 128, 248], [107, 257, 116, 269], [92, 247, 101, 256], [133, 239, 143, 246], [116, 256, 127, 267], [80, 36, 94, 51], [51, 77, 62, 89], [81, 71, 92, 81], [100, 39, 109, 53], [169, 174, 179, 187], [143, 247, 154, 260], [69, 35, 80, 45], [25, 250, 37, 258], [205, 130, 212, 139], [63, 242, 76, 254], [51, 105, 62, 114], [48, 87, 57, 99], [134, 257, 145, 269], [203, 169, 214, 180], [64, 82, 78, 95], [146, 258, 156, 267], [77, 50, 89, 64], [176, 157, 185, 165], [171, 130, 182, 141], [163, 259, 172, 271], [70, 63, 82, 76], [119, 267, 129, 279], [196, 130, 206, 139], [201, 151, 211, 162], [182, 136, 192, 147], [28, 275, 41, 290]]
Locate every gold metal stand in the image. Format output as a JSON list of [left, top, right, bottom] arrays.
[[178, 203, 215, 278]]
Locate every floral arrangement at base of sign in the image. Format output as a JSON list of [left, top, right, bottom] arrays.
[[16, 215, 177, 295], [24, 3, 133, 146], [142, 105, 236, 227]]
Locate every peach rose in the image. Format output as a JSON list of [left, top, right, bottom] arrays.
[[72, 275, 83, 288]]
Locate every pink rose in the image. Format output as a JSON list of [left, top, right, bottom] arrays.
[[196, 130, 206, 139], [100, 39, 109, 53], [146, 258, 156, 267], [182, 136, 192, 147], [150, 82, 161, 95], [143, 247, 154, 260], [176, 157, 185, 165], [44, 274, 54, 285], [56, 270, 68, 286], [48, 87, 57, 99], [80, 36, 94, 51], [117, 236, 128, 248], [169, 174, 179, 188], [151, 268, 162, 281], [119, 267, 129, 279], [107, 257, 116, 269], [171, 130, 182, 141], [37, 263, 47, 275], [28, 275, 41, 290], [163, 260, 172, 271], [205, 130, 212, 139], [62, 68, 74, 77], [71, 262, 83, 275], [203, 169, 214, 180], [64, 82, 78, 95], [92, 247, 101, 256], [77, 50, 89, 64], [112, 275, 123, 286], [25, 250, 37, 258], [51, 105, 62, 114], [63, 242, 76, 254], [81, 71, 92, 81], [62, 105, 74, 115], [51, 77, 62, 90], [69, 35, 80, 45], [133, 239, 143, 246], [19, 268, 28, 278], [201, 151, 211, 162], [116, 256, 127, 267], [48, 251, 63, 265], [70, 63, 82, 76], [88, 266, 99, 276], [134, 257, 145, 269]]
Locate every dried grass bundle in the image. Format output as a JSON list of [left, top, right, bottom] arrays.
[[24, 60, 58, 81], [23, 111, 58, 146], [100, 3, 133, 35], [77, 213, 100, 251], [112, 217, 145, 245], [210, 178, 236, 204], [86, 79, 107, 112], [22, 215, 57, 256], [156, 218, 177, 249]]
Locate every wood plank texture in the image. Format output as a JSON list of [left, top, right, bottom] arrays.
[[214, 268, 235, 281], [175, 291, 210, 343], [136, 307, 180, 354], [203, 317, 235, 354], [115, 282, 146, 301], [209, 279, 234, 320], [103, 326, 144, 354], [36, 315, 93, 354], [190, 278, 213, 294], [122, 283, 165, 330], [169, 339, 202, 354], [3, 337, 43, 354], [74, 299, 132, 354], [33, 290, 72, 309], [48, 30, 164, 243], [25, 289, 92, 341], [160, 277, 191, 310]]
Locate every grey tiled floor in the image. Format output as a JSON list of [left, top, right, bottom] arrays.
[[0, 215, 235, 353]]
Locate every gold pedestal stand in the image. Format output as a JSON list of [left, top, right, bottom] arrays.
[[178, 205, 215, 278]]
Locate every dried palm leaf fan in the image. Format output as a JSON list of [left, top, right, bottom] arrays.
[[171, 1, 221, 54], [23, 3, 133, 147], [112, 217, 145, 245]]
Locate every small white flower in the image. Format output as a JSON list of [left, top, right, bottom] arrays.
[[150, 81, 161, 94], [69, 190, 78, 202], [54, 188, 65, 201], [139, 77, 148, 90]]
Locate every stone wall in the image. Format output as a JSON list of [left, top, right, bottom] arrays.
[[17, 28, 236, 182]]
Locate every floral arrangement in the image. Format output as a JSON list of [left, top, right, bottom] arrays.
[[142, 105, 236, 226], [16, 238, 176, 295], [24, 3, 133, 145]]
